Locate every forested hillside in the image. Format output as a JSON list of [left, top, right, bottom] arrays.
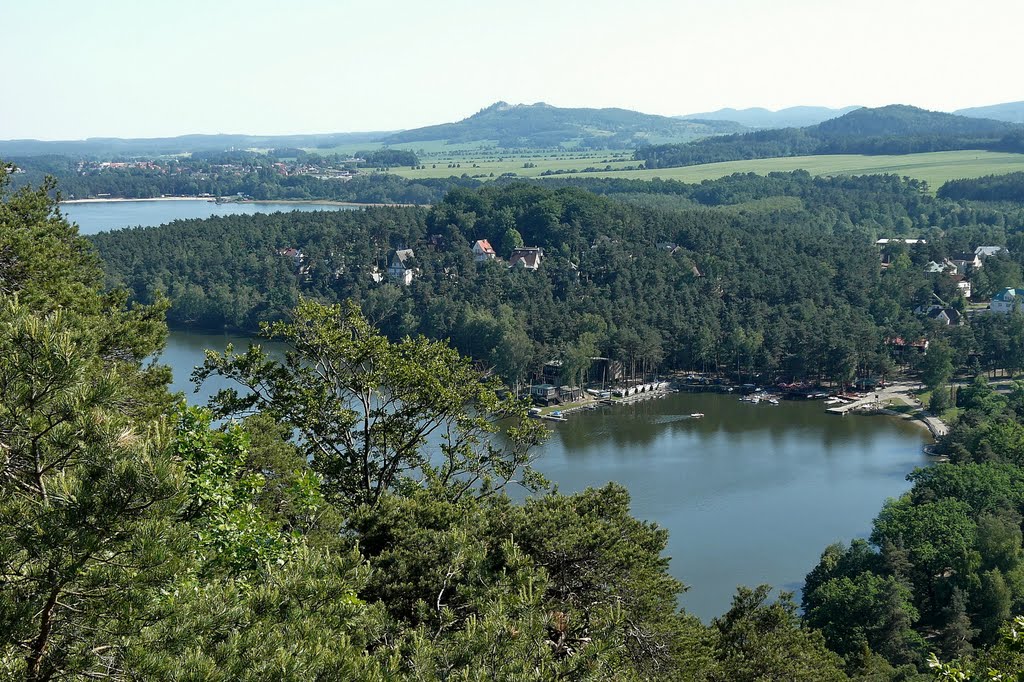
[[380, 101, 745, 149], [939, 172, 1024, 203], [637, 105, 1024, 169], [91, 172, 1024, 392]]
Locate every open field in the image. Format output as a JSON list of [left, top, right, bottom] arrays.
[[587, 151, 1024, 189], [351, 149, 1024, 191], [378, 150, 638, 180]]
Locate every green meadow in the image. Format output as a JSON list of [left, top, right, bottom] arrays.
[[354, 149, 1024, 191], [593, 151, 1024, 190]]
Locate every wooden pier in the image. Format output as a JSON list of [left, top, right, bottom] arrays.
[[825, 396, 880, 415]]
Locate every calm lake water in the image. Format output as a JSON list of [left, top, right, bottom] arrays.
[[62, 199, 360, 235], [162, 330, 930, 621]]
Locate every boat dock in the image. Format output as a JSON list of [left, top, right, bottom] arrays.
[[825, 396, 881, 415]]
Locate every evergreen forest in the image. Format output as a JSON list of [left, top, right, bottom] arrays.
[[9, 161, 1024, 680]]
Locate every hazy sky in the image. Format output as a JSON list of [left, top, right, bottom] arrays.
[[2, 0, 1020, 140]]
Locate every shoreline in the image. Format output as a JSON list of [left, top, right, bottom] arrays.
[[60, 196, 421, 208], [61, 196, 215, 204]]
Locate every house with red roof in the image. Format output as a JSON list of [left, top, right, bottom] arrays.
[[472, 239, 496, 262]]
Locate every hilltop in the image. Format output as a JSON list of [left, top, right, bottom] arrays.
[[954, 100, 1024, 124], [677, 105, 861, 129], [379, 101, 745, 149], [638, 104, 1023, 169]]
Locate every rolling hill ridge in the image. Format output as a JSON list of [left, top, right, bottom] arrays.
[[638, 105, 1024, 169], [379, 101, 746, 149], [677, 105, 861, 129]]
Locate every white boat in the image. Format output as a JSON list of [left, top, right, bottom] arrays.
[[690, 412, 705, 418]]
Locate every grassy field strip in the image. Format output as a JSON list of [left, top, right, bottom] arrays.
[[352, 149, 1024, 191], [523, 151, 1024, 190]]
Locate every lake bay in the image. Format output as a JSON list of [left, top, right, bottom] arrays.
[[63, 198, 361, 235], [161, 330, 929, 620]]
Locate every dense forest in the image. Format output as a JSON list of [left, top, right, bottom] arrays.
[[0, 161, 865, 681], [939, 172, 1024, 203], [12, 161, 1024, 678], [91, 172, 1024, 391], [637, 105, 1024, 169]]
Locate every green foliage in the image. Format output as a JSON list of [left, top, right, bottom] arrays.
[[939, 172, 1024, 203], [195, 297, 548, 509], [173, 405, 292, 575], [357, 148, 420, 168], [90, 171, 1023, 388], [922, 340, 956, 391], [709, 586, 848, 681], [124, 546, 381, 682]]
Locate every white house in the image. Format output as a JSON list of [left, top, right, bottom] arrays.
[[388, 249, 416, 285], [975, 246, 1006, 259], [951, 252, 983, 272], [509, 247, 544, 271], [472, 239, 497, 262], [991, 287, 1024, 314]]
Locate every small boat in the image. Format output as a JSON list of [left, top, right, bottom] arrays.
[[766, 397, 779, 405], [690, 412, 705, 418]]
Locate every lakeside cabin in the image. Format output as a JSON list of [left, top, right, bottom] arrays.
[[529, 384, 559, 405]]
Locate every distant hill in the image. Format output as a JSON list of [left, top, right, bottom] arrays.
[[954, 101, 1024, 124], [677, 105, 860, 129], [379, 101, 746, 149], [815, 105, 1012, 138], [0, 131, 390, 158], [638, 105, 1023, 169]]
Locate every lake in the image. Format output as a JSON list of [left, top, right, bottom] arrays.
[[62, 199, 362, 235], [161, 330, 930, 621]]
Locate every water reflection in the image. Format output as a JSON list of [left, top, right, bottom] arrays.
[[163, 331, 929, 621]]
